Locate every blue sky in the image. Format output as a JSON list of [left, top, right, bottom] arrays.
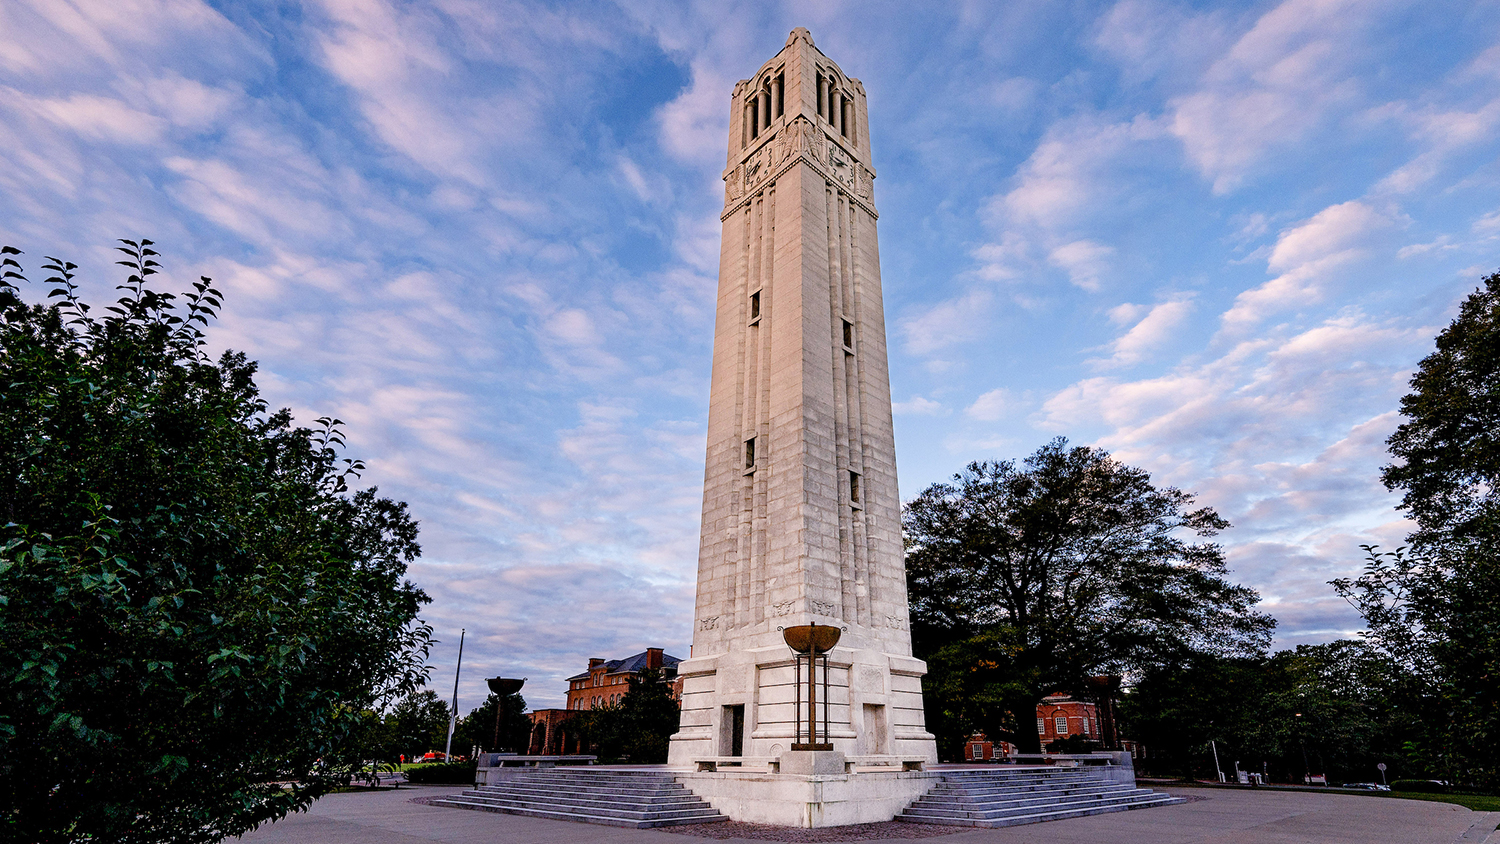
[[2, 0, 1497, 713]]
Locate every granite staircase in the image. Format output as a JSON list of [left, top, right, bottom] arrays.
[[898, 766, 1184, 828], [430, 768, 727, 828]]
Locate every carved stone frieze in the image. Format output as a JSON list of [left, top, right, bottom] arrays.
[[721, 116, 877, 220]]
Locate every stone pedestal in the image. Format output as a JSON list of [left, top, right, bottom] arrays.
[[677, 768, 938, 828], [778, 750, 845, 775]]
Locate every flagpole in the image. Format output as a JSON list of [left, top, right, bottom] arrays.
[[444, 629, 465, 760]]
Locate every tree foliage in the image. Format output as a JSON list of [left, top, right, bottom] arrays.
[[904, 439, 1273, 753], [1331, 270, 1500, 790], [1119, 641, 1432, 785], [0, 243, 433, 843], [452, 691, 530, 754], [575, 668, 680, 763], [1383, 270, 1500, 546]]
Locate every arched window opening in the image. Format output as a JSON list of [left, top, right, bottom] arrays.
[[774, 72, 785, 119]]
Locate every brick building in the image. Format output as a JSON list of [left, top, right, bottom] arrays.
[[564, 647, 683, 710], [963, 693, 1122, 762], [521, 647, 684, 754]]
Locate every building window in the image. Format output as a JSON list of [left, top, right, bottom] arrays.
[[750, 290, 761, 320], [745, 437, 756, 470], [849, 471, 860, 504], [842, 319, 853, 349], [1037, 717, 1045, 734], [971, 743, 983, 758], [1055, 715, 1068, 735]]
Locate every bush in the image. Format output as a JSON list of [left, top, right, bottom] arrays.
[[405, 761, 477, 784], [1392, 779, 1448, 793]]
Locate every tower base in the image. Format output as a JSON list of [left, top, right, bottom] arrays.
[[676, 764, 939, 827]]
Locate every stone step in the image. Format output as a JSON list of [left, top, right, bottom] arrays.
[[474, 782, 689, 799], [906, 797, 1176, 833], [460, 789, 714, 814], [926, 780, 1137, 797], [904, 789, 1168, 820], [431, 798, 727, 829], [433, 768, 726, 829], [442, 793, 721, 822], [898, 767, 1184, 829]]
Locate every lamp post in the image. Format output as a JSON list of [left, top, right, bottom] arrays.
[[486, 677, 525, 752], [783, 623, 841, 751]]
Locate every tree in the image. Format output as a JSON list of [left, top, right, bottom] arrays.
[[452, 691, 530, 754], [904, 438, 1273, 754], [578, 668, 680, 762], [1383, 270, 1500, 547], [385, 690, 453, 761], [0, 243, 433, 843], [1333, 270, 1500, 790]]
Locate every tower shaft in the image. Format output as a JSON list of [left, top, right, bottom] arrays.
[[670, 27, 935, 766]]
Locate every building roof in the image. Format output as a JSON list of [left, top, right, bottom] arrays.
[[566, 650, 682, 682]]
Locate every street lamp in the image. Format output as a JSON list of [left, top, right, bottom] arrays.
[[486, 677, 525, 753]]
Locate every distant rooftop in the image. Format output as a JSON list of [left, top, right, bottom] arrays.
[[565, 649, 682, 682]]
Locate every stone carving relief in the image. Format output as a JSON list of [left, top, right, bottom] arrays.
[[810, 600, 836, 617], [724, 165, 743, 203], [771, 600, 796, 617], [700, 616, 720, 631], [886, 615, 906, 630], [724, 118, 874, 212]]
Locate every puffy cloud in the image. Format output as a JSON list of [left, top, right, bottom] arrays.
[[1165, 0, 1384, 193], [965, 388, 1012, 422], [1222, 201, 1396, 329], [1092, 295, 1194, 368], [893, 396, 945, 416]]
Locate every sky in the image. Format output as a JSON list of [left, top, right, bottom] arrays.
[[2, 0, 1498, 714]]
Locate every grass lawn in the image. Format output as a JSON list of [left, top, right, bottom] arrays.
[[1160, 782, 1500, 813], [1370, 791, 1500, 813]]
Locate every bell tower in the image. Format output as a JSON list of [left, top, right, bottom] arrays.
[[668, 27, 937, 777]]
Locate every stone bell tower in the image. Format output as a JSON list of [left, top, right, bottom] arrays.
[[668, 28, 937, 798]]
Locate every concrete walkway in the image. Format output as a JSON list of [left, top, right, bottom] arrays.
[[236, 784, 1500, 844]]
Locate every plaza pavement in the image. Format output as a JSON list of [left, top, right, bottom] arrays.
[[235, 784, 1500, 844]]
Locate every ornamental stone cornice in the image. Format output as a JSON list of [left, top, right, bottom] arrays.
[[721, 116, 877, 221]]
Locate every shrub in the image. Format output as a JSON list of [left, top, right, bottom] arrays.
[[1392, 779, 1448, 793], [405, 761, 477, 784]]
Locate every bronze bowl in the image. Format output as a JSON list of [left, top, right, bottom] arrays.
[[782, 623, 841, 654]]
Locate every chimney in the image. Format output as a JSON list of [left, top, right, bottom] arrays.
[[646, 648, 663, 670], [589, 658, 604, 669]]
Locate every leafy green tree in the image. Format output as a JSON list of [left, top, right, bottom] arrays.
[[384, 690, 452, 761], [578, 668, 680, 762], [1120, 641, 1428, 785], [0, 243, 432, 843], [1334, 270, 1500, 790], [904, 439, 1273, 754], [452, 691, 530, 754], [1383, 270, 1500, 546]]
